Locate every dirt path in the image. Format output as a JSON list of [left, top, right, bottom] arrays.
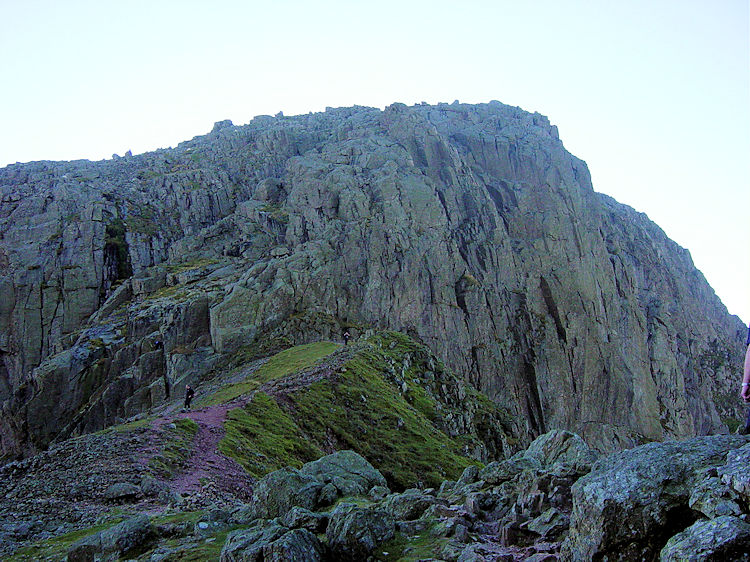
[[149, 396, 256, 503]]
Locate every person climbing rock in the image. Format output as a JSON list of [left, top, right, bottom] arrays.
[[343, 331, 351, 346], [741, 323, 750, 434], [184, 384, 195, 411]]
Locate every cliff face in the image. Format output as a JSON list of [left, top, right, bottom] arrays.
[[0, 101, 745, 459]]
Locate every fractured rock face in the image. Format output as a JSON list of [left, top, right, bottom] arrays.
[[0, 102, 746, 459], [561, 434, 749, 561]]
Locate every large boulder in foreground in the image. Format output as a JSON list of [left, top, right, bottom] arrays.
[[250, 467, 322, 519], [300, 450, 387, 497], [561, 435, 749, 561], [250, 450, 387, 519], [659, 515, 750, 561]]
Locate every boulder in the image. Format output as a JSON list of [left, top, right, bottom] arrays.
[[688, 476, 742, 518], [524, 430, 598, 472], [67, 532, 102, 562], [230, 503, 259, 526], [524, 507, 569, 540], [104, 481, 141, 502], [99, 514, 156, 558], [251, 467, 322, 519], [221, 521, 288, 561], [718, 442, 750, 503], [281, 506, 329, 533], [457, 465, 480, 485], [383, 489, 439, 520], [561, 435, 748, 561], [262, 528, 324, 561], [659, 515, 750, 561], [300, 450, 387, 499], [140, 475, 170, 497], [479, 454, 541, 485], [369, 485, 390, 501], [326, 503, 396, 560], [220, 521, 324, 562]]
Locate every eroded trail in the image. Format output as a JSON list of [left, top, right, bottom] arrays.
[[151, 397, 256, 503]]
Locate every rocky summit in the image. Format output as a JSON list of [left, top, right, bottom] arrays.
[[0, 101, 748, 560]]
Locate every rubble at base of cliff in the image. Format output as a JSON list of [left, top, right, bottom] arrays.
[[2, 428, 748, 561]]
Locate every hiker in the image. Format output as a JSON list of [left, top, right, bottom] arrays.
[[741, 324, 750, 434], [343, 331, 351, 346], [184, 384, 195, 410]]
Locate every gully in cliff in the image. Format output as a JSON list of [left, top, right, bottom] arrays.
[[742, 324, 750, 434]]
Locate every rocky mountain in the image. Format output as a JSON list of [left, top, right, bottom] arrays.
[[0, 100, 746, 463]]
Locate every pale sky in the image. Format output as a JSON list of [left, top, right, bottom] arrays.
[[1, 0, 748, 323]]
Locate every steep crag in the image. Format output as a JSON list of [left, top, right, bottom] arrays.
[[0, 101, 745, 460]]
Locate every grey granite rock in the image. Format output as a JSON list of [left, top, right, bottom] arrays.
[[250, 467, 322, 519], [561, 435, 748, 561], [326, 502, 395, 560], [660, 515, 750, 561]]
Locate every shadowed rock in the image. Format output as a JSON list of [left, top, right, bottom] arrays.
[[562, 434, 748, 561]]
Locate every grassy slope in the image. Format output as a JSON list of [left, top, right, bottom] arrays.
[[218, 332, 511, 490], [219, 391, 324, 478], [200, 341, 340, 406]]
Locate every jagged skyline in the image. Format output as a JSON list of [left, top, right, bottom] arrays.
[[1, 0, 747, 322]]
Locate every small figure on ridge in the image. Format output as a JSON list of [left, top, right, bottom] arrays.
[[184, 384, 195, 411], [343, 331, 351, 346]]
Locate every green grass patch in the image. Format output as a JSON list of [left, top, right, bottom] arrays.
[[146, 284, 193, 301], [150, 527, 240, 561], [165, 257, 220, 274], [151, 510, 204, 526], [206, 331, 510, 492], [374, 530, 449, 561], [224, 335, 294, 370], [259, 202, 289, 223], [149, 418, 199, 478], [724, 417, 742, 433], [219, 392, 323, 478], [200, 341, 340, 406], [107, 416, 153, 433], [6, 516, 126, 561]]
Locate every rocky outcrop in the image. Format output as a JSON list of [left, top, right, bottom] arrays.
[[561, 435, 750, 561], [1, 102, 746, 460], [68, 514, 156, 561], [249, 450, 390, 520], [218, 433, 750, 561], [660, 515, 750, 561]]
